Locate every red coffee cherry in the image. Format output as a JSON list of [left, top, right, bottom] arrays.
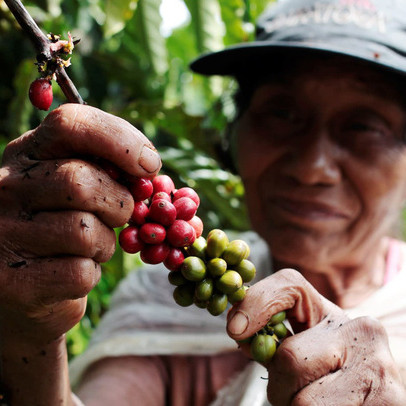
[[139, 223, 166, 244], [119, 226, 145, 254], [163, 248, 185, 271], [148, 199, 176, 226], [130, 201, 149, 225], [151, 191, 172, 203], [140, 242, 170, 264], [166, 220, 196, 247], [129, 178, 153, 202], [29, 78, 53, 111], [188, 216, 203, 238], [173, 197, 197, 221], [173, 187, 200, 207], [152, 175, 175, 195]]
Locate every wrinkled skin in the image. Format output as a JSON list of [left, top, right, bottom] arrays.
[[227, 269, 406, 405], [227, 57, 406, 405], [0, 103, 161, 339], [0, 104, 161, 405]]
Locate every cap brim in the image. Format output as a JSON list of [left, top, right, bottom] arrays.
[[190, 40, 406, 78]]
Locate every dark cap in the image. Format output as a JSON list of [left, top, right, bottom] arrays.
[[190, 0, 406, 77]]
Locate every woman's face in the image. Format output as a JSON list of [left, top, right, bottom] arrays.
[[235, 58, 406, 271]]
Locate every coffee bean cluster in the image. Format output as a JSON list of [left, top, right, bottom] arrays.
[[118, 174, 288, 364], [170, 229, 256, 317], [119, 175, 203, 265], [243, 311, 288, 364]]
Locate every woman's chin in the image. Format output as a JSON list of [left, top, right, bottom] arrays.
[[263, 229, 340, 272]]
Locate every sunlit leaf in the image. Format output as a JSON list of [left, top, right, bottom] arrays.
[[104, 0, 138, 38], [184, 0, 224, 53], [133, 0, 168, 75]]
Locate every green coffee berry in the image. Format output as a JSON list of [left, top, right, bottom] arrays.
[[181, 256, 206, 282], [222, 240, 250, 266], [188, 236, 207, 259], [194, 298, 208, 309], [235, 259, 256, 283], [195, 278, 214, 301], [250, 334, 277, 364], [207, 257, 227, 277], [173, 284, 195, 307], [168, 271, 188, 286], [273, 322, 288, 339], [206, 229, 229, 258], [270, 311, 286, 325], [215, 270, 243, 294], [227, 285, 248, 304], [207, 292, 228, 316]]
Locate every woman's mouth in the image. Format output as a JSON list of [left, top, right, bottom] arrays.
[[267, 195, 351, 229]]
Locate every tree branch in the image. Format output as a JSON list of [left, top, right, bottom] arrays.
[[4, 0, 85, 105]]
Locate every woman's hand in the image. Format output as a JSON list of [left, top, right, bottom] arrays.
[[227, 268, 406, 405], [0, 103, 161, 342]]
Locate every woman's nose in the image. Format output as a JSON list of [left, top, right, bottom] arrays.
[[283, 129, 342, 186]]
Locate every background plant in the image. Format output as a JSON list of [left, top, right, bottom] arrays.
[[0, 0, 272, 359]]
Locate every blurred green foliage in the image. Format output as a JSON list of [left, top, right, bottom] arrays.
[[0, 0, 271, 359]]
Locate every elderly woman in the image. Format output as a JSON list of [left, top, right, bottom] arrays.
[[2, 0, 406, 405]]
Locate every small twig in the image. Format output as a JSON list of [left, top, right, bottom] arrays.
[[55, 67, 84, 104], [4, 0, 49, 57], [4, 0, 84, 105]]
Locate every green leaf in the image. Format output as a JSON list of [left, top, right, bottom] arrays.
[[159, 146, 249, 231], [249, 0, 273, 21], [219, 0, 248, 45], [104, 0, 138, 38], [134, 0, 168, 75], [184, 0, 224, 54]]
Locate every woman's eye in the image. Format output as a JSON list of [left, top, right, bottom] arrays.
[[252, 103, 300, 124], [340, 115, 399, 149], [269, 108, 296, 121], [347, 122, 381, 133], [249, 90, 300, 123]]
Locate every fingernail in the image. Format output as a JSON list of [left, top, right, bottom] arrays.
[[139, 145, 161, 173], [228, 310, 249, 335]]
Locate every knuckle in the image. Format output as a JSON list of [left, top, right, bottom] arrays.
[[39, 106, 71, 140], [74, 258, 101, 297], [274, 339, 303, 373], [280, 267, 307, 285], [42, 103, 81, 132], [40, 104, 96, 146], [58, 257, 101, 299], [69, 212, 98, 253], [341, 317, 395, 373], [96, 228, 116, 263], [2, 141, 18, 164], [347, 316, 387, 341], [61, 161, 97, 203], [2, 130, 35, 164], [69, 211, 115, 261], [356, 316, 385, 335]]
